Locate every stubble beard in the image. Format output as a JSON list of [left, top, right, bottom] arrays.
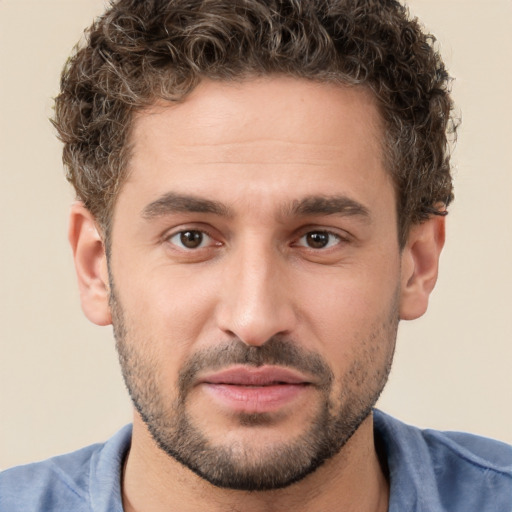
[[110, 285, 398, 491]]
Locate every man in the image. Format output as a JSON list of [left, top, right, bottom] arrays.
[[1, 0, 510, 510]]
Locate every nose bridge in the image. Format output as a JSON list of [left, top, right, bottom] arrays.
[[217, 234, 296, 346]]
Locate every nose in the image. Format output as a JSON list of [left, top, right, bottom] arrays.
[[215, 240, 297, 346]]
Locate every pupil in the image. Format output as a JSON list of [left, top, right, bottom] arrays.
[[180, 231, 203, 248], [307, 232, 328, 248]]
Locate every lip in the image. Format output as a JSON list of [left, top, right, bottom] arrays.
[[199, 365, 311, 386], [197, 365, 312, 414]]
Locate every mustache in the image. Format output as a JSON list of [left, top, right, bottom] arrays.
[[178, 337, 334, 396]]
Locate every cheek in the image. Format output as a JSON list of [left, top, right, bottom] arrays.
[[307, 277, 399, 410], [294, 259, 400, 357], [116, 264, 220, 353]]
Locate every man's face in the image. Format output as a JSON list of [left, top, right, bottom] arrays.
[[108, 78, 402, 490]]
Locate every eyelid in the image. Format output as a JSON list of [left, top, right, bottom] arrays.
[[296, 231, 341, 250], [293, 226, 352, 245], [169, 231, 211, 250], [163, 225, 222, 250], [160, 224, 352, 254]]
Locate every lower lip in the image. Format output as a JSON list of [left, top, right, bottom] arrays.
[[201, 383, 309, 413]]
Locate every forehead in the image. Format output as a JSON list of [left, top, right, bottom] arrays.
[[130, 77, 383, 161], [118, 77, 392, 224]]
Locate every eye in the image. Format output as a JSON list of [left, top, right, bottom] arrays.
[[168, 230, 214, 250], [296, 231, 342, 249]]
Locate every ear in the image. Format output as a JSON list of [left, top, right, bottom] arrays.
[[68, 202, 112, 326], [399, 214, 446, 320]]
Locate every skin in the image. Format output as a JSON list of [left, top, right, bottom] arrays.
[[69, 77, 445, 512]]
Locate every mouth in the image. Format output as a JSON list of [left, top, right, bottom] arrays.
[[197, 365, 313, 414]]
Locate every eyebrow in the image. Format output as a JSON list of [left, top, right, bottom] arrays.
[[141, 192, 232, 219], [141, 192, 370, 222], [285, 195, 370, 220]]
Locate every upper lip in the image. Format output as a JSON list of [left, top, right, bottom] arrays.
[[198, 365, 311, 386]]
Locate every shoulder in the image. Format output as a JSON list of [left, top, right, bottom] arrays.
[[420, 427, 512, 510], [0, 445, 98, 512], [374, 409, 512, 512], [0, 425, 131, 512]]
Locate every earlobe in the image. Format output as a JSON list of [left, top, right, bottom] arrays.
[[68, 202, 112, 326], [399, 215, 446, 320]]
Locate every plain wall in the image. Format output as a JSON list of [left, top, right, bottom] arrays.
[[1, 0, 511, 470]]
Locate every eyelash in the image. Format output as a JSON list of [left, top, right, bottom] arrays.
[[166, 229, 219, 250], [294, 230, 345, 250], [165, 227, 348, 252]]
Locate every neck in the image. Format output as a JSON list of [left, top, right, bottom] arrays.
[[122, 412, 389, 512]]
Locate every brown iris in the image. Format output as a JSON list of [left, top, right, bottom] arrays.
[[180, 231, 204, 249], [305, 232, 330, 249]]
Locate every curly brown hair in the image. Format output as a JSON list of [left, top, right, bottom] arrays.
[[53, 0, 456, 247]]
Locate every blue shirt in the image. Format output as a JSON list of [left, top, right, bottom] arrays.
[[1, 410, 511, 511]]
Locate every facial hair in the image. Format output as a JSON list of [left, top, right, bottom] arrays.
[[110, 283, 398, 491]]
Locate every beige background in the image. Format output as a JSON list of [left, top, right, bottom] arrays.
[[1, 0, 511, 470]]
